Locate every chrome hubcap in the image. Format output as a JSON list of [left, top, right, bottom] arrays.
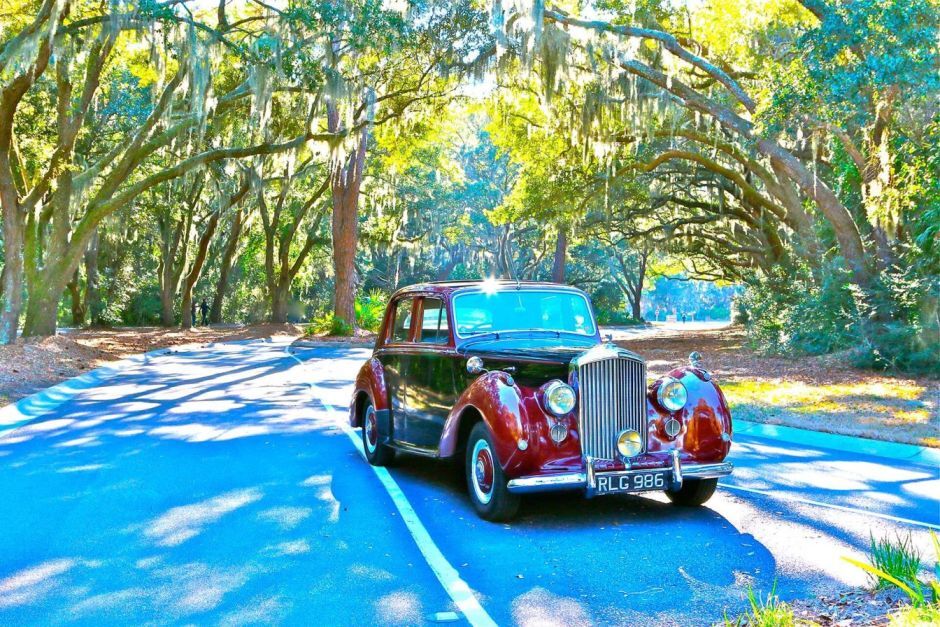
[[364, 406, 378, 454], [471, 439, 494, 505]]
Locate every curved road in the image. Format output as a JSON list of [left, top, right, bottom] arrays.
[[0, 339, 936, 625]]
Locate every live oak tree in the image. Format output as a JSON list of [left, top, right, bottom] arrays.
[[0, 0, 350, 340], [0, 0, 935, 371]]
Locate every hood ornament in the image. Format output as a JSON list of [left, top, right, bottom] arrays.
[[689, 351, 711, 379]]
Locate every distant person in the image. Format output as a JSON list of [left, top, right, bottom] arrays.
[[682, 313, 687, 324], [200, 298, 210, 326], [191, 299, 197, 326]]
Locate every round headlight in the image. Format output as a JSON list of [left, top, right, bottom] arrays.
[[543, 381, 576, 415], [658, 377, 688, 412], [617, 429, 643, 458]]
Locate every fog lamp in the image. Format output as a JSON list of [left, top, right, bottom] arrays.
[[616, 429, 643, 458]]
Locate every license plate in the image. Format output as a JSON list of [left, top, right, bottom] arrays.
[[594, 470, 669, 495]]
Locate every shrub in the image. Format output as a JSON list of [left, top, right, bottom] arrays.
[[355, 289, 388, 332], [739, 261, 939, 374], [306, 312, 354, 337], [595, 308, 644, 326]]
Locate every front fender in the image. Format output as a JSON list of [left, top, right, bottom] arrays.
[[349, 358, 388, 427], [647, 366, 732, 463], [439, 372, 532, 474]]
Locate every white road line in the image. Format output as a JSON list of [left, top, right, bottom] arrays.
[[720, 483, 940, 531], [285, 348, 497, 627]]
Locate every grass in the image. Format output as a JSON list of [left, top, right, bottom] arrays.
[[868, 532, 922, 591], [721, 379, 938, 447], [724, 583, 807, 627], [843, 531, 940, 623]]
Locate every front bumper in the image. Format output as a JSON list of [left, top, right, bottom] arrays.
[[506, 453, 733, 496]]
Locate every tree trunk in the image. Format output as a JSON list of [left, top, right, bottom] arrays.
[[0, 202, 24, 344], [392, 248, 404, 289], [270, 280, 290, 323], [328, 107, 369, 330], [0, 5, 57, 345], [160, 283, 176, 326], [83, 229, 99, 325], [180, 211, 221, 329], [67, 269, 86, 326], [551, 228, 567, 283], [210, 208, 243, 324], [22, 283, 59, 337]]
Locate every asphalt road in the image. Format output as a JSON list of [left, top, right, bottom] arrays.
[[0, 339, 937, 626]]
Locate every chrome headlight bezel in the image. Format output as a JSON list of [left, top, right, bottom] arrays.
[[657, 377, 688, 413], [542, 380, 576, 416]]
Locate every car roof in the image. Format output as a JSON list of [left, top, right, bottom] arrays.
[[390, 280, 587, 299]]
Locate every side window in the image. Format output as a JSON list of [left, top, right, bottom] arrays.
[[420, 298, 447, 344], [390, 298, 413, 343]]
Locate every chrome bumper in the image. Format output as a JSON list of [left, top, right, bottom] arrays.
[[506, 458, 733, 495]]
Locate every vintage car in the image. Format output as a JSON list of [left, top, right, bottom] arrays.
[[349, 280, 733, 521]]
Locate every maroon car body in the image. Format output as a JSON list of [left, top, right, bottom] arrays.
[[349, 280, 733, 520]]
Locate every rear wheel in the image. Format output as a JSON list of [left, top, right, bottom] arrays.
[[361, 401, 394, 466], [666, 478, 718, 506], [465, 422, 519, 521]]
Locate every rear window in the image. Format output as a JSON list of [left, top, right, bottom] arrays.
[[420, 298, 448, 344], [389, 298, 413, 343]]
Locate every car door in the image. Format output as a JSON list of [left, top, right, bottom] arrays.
[[378, 296, 417, 444], [404, 296, 459, 450]]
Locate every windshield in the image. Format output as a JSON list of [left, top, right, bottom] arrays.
[[453, 289, 596, 338]]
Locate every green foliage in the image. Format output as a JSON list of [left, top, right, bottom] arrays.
[[724, 583, 797, 627], [738, 262, 939, 374], [121, 286, 164, 327], [737, 263, 858, 355], [594, 308, 644, 326], [306, 312, 354, 337], [355, 289, 388, 332]]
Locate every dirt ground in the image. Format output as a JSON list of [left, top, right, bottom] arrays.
[[1, 324, 936, 447], [617, 326, 939, 448]]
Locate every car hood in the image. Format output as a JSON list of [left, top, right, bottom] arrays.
[[459, 337, 599, 365]]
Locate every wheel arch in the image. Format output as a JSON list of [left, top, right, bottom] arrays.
[[439, 372, 530, 475], [449, 405, 484, 460], [349, 357, 388, 428], [351, 390, 371, 428]]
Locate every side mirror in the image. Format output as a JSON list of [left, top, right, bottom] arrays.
[[467, 356, 486, 375], [689, 351, 704, 369]]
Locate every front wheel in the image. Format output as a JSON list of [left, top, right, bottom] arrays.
[[361, 402, 394, 466], [465, 422, 520, 521], [666, 478, 718, 506]]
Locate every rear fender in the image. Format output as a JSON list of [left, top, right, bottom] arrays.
[[349, 358, 388, 429]]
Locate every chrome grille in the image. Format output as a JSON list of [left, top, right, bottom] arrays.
[[577, 355, 647, 460]]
